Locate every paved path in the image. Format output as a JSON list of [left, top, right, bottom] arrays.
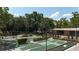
[[65, 43, 79, 51]]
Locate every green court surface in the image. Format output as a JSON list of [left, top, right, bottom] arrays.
[[15, 39, 67, 51]]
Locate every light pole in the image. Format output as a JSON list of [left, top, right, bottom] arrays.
[[45, 26, 48, 51], [44, 21, 48, 51], [75, 24, 78, 42]]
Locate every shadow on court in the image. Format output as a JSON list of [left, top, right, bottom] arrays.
[[47, 41, 76, 51], [0, 40, 16, 51]]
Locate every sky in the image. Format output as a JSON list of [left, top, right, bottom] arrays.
[[9, 7, 79, 20]]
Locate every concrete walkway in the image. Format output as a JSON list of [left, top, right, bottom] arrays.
[[65, 43, 79, 51]]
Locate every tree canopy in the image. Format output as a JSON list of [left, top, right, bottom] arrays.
[[0, 7, 79, 35]]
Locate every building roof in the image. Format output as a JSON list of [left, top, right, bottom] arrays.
[[50, 28, 79, 31]]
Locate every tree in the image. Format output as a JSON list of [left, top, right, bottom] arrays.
[[70, 12, 79, 27], [39, 17, 55, 33], [0, 7, 13, 34], [57, 18, 69, 28], [25, 11, 44, 32]]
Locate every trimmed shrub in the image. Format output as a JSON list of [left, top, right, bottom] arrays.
[[34, 37, 49, 41], [17, 39, 27, 45]]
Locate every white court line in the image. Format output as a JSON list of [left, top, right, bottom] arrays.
[[37, 42, 52, 45]]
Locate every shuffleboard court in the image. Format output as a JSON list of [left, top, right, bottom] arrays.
[[15, 39, 67, 51], [30, 40, 66, 51], [15, 43, 41, 51]]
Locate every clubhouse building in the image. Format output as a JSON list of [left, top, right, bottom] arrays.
[[50, 28, 79, 42]]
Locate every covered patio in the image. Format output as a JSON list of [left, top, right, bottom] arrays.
[[50, 28, 79, 42]]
